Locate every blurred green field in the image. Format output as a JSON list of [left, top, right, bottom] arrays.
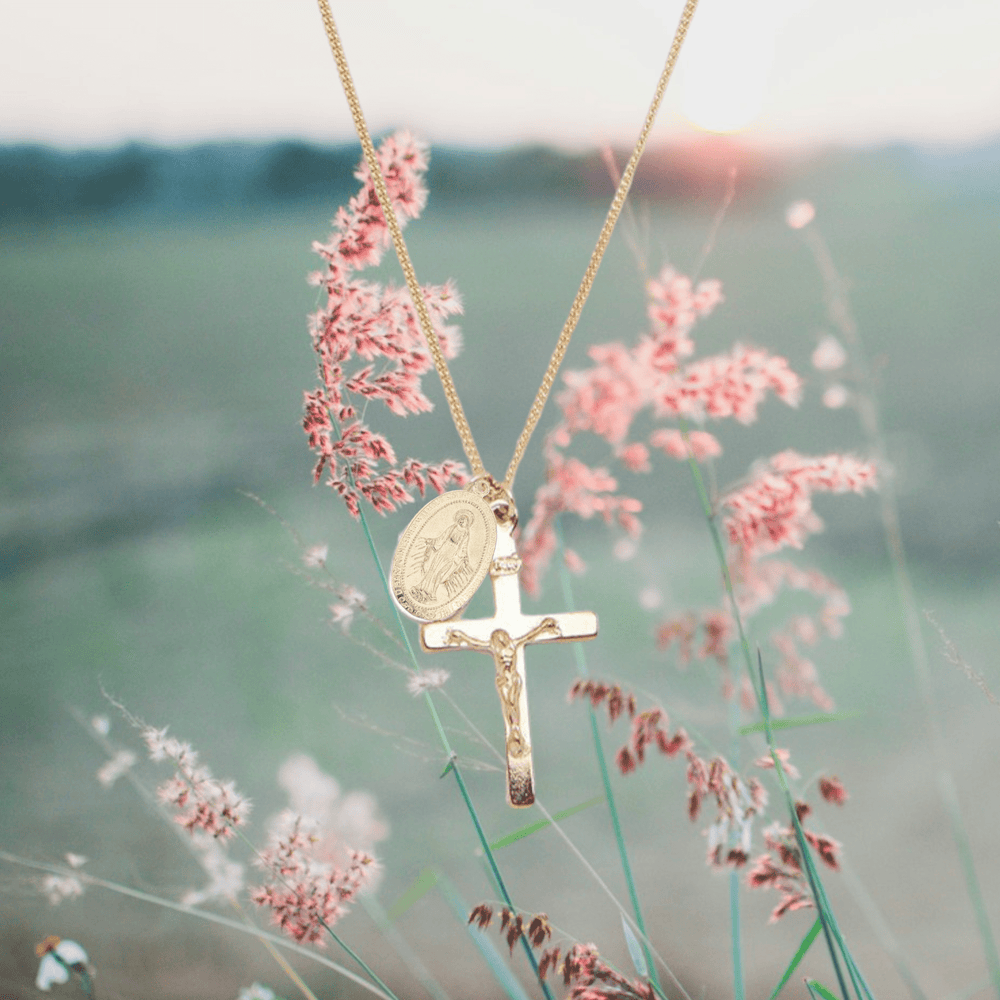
[[2, 154, 1000, 998]]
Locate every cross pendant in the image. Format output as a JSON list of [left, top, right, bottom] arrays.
[[420, 524, 598, 807]]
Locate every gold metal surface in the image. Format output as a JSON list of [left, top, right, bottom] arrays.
[[391, 490, 497, 622], [314, 0, 695, 805], [421, 526, 598, 807]]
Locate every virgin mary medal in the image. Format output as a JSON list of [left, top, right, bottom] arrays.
[[391, 489, 497, 622]]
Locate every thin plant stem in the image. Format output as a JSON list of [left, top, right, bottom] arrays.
[[728, 698, 745, 1000], [361, 894, 453, 1000], [755, 658, 853, 1000], [554, 515, 667, 1000], [353, 499, 555, 1000], [802, 223, 1000, 999], [98, 697, 399, 1000], [326, 925, 400, 1000], [71, 706, 381, 1000], [730, 870, 744, 1000], [679, 426, 867, 1000], [839, 861, 927, 1000], [0, 851, 391, 999], [440, 690, 693, 1000], [434, 874, 533, 1000], [227, 823, 403, 1000], [230, 898, 322, 1000]]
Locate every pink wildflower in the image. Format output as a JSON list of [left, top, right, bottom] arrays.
[[819, 775, 849, 806], [519, 448, 641, 596], [559, 343, 649, 447], [558, 943, 655, 1000], [645, 267, 723, 369], [733, 559, 849, 637], [723, 450, 877, 560], [618, 441, 651, 473], [657, 610, 731, 667], [754, 748, 800, 780], [688, 754, 768, 868], [522, 265, 800, 593], [771, 631, 834, 711], [251, 814, 374, 945], [304, 132, 467, 518], [656, 613, 697, 665], [567, 679, 637, 724], [745, 793, 843, 920], [747, 845, 814, 923], [805, 829, 842, 870], [656, 344, 802, 423], [274, 756, 388, 874], [143, 726, 251, 840], [649, 427, 722, 461]]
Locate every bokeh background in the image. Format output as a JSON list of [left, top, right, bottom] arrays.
[[3, 1, 1000, 998]]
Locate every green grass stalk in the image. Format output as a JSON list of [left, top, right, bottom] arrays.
[[439, 690, 693, 1000], [354, 499, 555, 1000], [554, 515, 666, 1000], [435, 874, 534, 1000], [78, 701, 395, 1000], [801, 222, 1000, 999], [838, 863, 927, 1000], [680, 426, 868, 1000], [361, 894, 453, 1000], [730, 869, 745, 1000], [0, 851, 392, 999], [728, 699, 746, 1000], [754, 655, 855, 1000]]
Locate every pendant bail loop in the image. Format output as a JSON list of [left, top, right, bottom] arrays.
[[466, 475, 518, 530]]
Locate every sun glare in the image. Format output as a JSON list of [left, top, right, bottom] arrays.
[[681, 74, 766, 134], [677, 0, 778, 134]]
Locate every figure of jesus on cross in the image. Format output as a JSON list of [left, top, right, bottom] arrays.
[[421, 525, 598, 807]]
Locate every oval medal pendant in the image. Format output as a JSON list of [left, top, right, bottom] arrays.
[[391, 489, 497, 622]]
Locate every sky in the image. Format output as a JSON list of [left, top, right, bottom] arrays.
[[4, 0, 999, 151]]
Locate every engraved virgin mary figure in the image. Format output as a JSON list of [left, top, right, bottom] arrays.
[[411, 511, 474, 604]]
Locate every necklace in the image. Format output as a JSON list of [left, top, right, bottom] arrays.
[[316, 1, 699, 806]]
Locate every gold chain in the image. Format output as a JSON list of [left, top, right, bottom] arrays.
[[315, 0, 699, 493]]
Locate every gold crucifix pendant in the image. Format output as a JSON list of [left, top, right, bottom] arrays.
[[420, 520, 598, 807]]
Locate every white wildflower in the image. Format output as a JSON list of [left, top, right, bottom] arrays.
[[238, 985, 277, 1000], [36, 938, 91, 991], [181, 832, 246, 907], [97, 748, 136, 788], [811, 334, 847, 371], [406, 668, 450, 696], [785, 200, 815, 229], [822, 384, 850, 409], [302, 544, 328, 568], [41, 874, 84, 906], [639, 587, 662, 610]]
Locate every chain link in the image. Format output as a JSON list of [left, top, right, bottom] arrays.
[[315, 0, 699, 491]]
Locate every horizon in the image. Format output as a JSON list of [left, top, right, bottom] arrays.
[[6, 127, 1000, 158], [4, 0, 1000, 152]]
